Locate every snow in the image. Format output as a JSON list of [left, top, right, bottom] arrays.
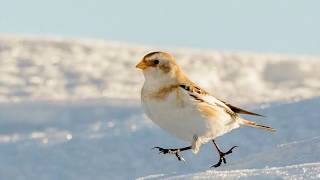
[[0, 35, 319, 104], [158, 163, 320, 180], [153, 135, 320, 179], [0, 97, 319, 179], [0, 35, 319, 180]]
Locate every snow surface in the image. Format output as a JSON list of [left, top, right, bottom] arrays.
[[0, 97, 319, 180], [142, 135, 320, 179], [154, 162, 320, 180], [0, 35, 319, 180], [0, 35, 319, 104]]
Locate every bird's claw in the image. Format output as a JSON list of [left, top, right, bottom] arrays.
[[224, 146, 238, 155], [211, 146, 238, 168], [153, 147, 185, 161], [175, 152, 185, 161], [153, 147, 170, 154]]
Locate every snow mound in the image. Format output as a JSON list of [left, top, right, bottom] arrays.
[[0, 35, 319, 104]]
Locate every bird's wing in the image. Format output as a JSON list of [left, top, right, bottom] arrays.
[[179, 84, 237, 118], [179, 83, 263, 117]]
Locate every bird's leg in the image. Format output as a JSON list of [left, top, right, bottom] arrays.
[[211, 140, 238, 168], [153, 146, 192, 161]]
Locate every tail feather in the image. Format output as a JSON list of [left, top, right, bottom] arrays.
[[240, 118, 276, 132]]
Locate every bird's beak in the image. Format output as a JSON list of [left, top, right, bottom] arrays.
[[136, 61, 148, 70]]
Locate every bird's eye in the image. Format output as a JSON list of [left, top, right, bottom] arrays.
[[153, 59, 159, 65]]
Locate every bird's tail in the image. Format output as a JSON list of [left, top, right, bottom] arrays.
[[239, 118, 276, 132]]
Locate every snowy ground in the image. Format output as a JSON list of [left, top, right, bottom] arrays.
[[0, 35, 319, 180], [0, 35, 320, 104]]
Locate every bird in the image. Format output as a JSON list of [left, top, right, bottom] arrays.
[[136, 51, 276, 167]]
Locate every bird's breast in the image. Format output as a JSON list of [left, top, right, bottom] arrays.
[[142, 90, 186, 121], [141, 88, 210, 142]]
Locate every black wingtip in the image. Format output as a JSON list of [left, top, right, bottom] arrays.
[[250, 112, 265, 117]]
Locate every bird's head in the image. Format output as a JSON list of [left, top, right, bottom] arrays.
[[136, 52, 185, 85]]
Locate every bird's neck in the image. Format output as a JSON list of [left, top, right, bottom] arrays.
[[143, 77, 177, 93], [142, 71, 189, 94]]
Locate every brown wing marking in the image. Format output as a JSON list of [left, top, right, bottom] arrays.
[[179, 84, 208, 95]]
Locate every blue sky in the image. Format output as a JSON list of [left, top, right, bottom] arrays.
[[1, 0, 320, 54]]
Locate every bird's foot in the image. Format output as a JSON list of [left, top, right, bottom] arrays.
[[153, 147, 185, 161], [211, 146, 238, 168]]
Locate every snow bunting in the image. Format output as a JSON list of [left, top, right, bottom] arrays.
[[136, 51, 275, 167]]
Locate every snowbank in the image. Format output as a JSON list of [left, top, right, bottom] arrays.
[[0, 35, 319, 104]]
